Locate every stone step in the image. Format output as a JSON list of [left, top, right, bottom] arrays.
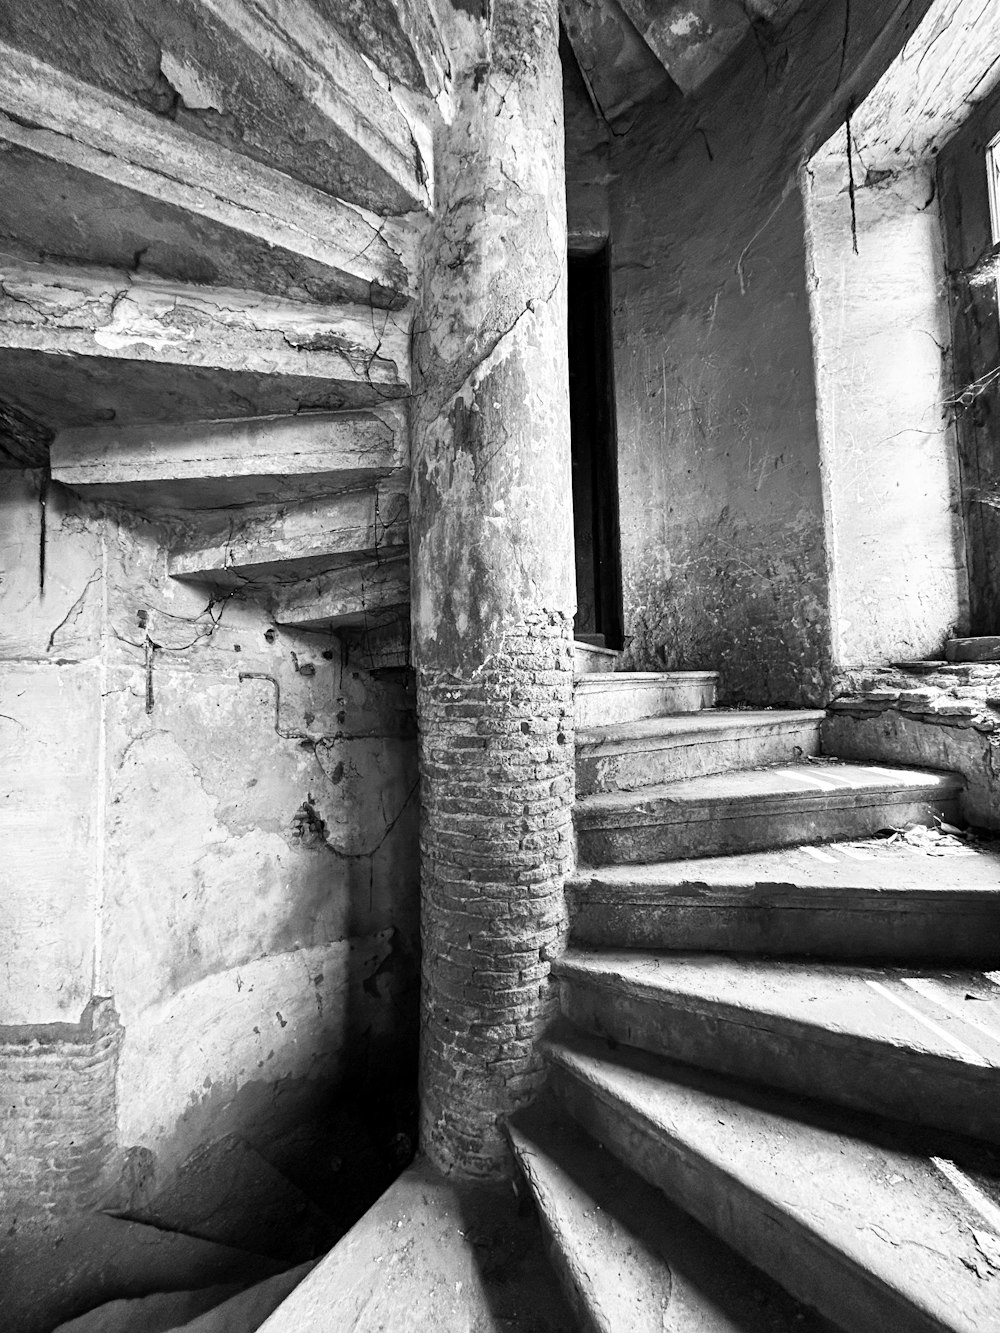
[[574, 672, 718, 728], [507, 1098, 836, 1333], [0, 1212, 291, 1333], [576, 708, 824, 795], [0, 8, 431, 215], [268, 554, 410, 632], [54, 410, 408, 511], [575, 761, 963, 866], [946, 636, 1000, 663], [543, 1028, 1000, 1333], [566, 840, 1000, 960], [169, 483, 408, 586], [555, 950, 1000, 1143], [256, 1157, 575, 1331], [573, 640, 620, 677]]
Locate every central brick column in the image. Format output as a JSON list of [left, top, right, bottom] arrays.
[[410, 0, 575, 1179]]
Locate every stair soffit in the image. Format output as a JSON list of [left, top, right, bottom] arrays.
[[0, 1, 432, 215], [0, 256, 411, 428], [0, 43, 417, 308], [51, 409, 408, 504], [268, 555, 411, 631]]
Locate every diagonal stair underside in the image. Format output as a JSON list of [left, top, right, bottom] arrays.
[[0, 0, 433, 214], [0, 43, 416, 309]]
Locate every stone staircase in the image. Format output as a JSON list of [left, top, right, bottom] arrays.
[[0, 2, 430, 659], [508, 658, 1000, 1331]]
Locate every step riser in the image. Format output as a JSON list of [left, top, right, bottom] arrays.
[[576, 722, 821, 795], [559, 979, 1000, 1145], [546, 1061, 946, 1333], [575, 681, 716, 728], [508, 1106, 826, 1333], [577, 795, 961, 866], [507, 1133, 617, 1333], [574, 643, 619, 677], [566, 891, 1000, 962]]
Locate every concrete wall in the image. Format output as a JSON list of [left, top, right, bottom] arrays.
[[603, 0, 937, 705], [0, 469, 419, 1211], [805, 151, 966, 669]]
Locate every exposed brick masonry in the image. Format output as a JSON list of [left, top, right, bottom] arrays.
[[419, 614, 574, 1177], [0, 998, 122, 1215]]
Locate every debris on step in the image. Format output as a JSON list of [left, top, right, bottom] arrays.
[[880, 818, 981, 854]]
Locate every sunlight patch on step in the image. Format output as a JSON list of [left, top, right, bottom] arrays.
[[931, 1158, 1000, 1234], [901, 978, 1000, 1056], [864, 980, 991, 1064]]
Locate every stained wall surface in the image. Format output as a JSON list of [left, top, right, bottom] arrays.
[[0, 470, 419, 1205], [604, 0, 936, 705], [806, 154, 966, 667]]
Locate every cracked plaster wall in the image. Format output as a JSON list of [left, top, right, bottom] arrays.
[[0, 470, 419, 1205], [805, 153, 967, 668], [604, 0, 936, 705]]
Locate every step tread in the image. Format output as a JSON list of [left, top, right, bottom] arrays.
[[508, 1100, 835, 1332], [568, 839, 1000, 898], [544, 1030, 1000, 1333], [576, 760, 963, 819], [555, 951, 1000, 1067], [577, 709, 826, 750]]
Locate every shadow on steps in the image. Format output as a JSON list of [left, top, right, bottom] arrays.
[[252, 1155, 578, 1333]]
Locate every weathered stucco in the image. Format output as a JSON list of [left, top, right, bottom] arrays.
[[805, 154, 966, 667], [0, 469, 419, 1206], [605, 0, 936, 704]]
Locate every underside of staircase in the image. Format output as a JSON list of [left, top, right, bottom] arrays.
[[0, 1, 428, 669]]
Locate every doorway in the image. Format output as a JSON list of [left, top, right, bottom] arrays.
[[568, 246, 623, 648]]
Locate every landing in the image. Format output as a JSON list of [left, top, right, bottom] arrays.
[[257, 1157, 576, 1332]]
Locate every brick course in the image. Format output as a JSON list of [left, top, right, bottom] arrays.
[[419, 615, 574, 1178]]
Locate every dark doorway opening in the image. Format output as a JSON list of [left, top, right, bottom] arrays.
[[568, 247, 623, 648]]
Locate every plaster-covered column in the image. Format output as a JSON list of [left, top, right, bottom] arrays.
[[411, 0, 574, 1179]]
